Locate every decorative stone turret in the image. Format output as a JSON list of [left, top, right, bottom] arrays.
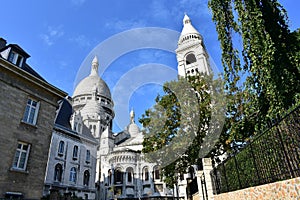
[[91, 56, 99, 76], [176, 14, 211, 77], [127, 108, 140, 137]]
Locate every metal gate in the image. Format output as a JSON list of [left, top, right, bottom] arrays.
[[200, 172, 208, 200]]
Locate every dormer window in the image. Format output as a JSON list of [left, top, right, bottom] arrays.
[[8, 51, 24, 67]]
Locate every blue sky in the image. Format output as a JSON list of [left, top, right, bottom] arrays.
[[1, 0, 299, 132]]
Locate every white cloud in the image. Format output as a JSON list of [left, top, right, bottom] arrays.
[[69, 35, 91, 47], [105, 19, 146, 32], [40, 34, 53, 46], [40, 25, 64, 46]]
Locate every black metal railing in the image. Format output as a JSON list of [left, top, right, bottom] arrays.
[[211, 105, 300, 194]]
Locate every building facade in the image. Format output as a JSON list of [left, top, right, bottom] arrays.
[[0, 38, 67, 199], [43, 98, 98, 199]]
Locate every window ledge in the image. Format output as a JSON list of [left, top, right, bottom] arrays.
[[20, 120, 38, 128], [9, 167, 29, 174], [55, 156, 65, 161]]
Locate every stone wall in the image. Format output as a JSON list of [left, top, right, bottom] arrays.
[[214, 177, 300, 200], [0, 58, 66, 199]]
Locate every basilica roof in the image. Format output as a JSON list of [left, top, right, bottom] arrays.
[[73, 56, 111, 100]]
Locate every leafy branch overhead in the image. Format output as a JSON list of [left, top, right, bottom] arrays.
[[208, 0, 300, 146]]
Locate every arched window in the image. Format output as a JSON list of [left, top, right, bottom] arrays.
[[78, 123, 82, 133], [74, 122, 78, 131], [54, 163, 63, 182], [114, 168, 123, 184], [86, 150, 90, 163], [69, 167, 77, 183], [73, 145, 78, 160], [83, 170, 90, 186], [180, 172, 184, 181], [126, 167, 134, 183], [153, 166, 160, 180], [58, 141, 64, 156], [186, 53, 197, 65], [143, 167, 149, 181], [93, 125, 96, 135], [108, 169, 112, 185], [188, 166, 195, 179]]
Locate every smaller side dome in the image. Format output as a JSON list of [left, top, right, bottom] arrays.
[[126, 109, 140, 137], [127, 123, 140, 137]]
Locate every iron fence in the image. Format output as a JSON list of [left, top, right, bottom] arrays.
[[211, 105, 300, 194]]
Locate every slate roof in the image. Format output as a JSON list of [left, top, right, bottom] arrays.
[[54, 97, 73, 129], [54, 97, 98, 143], [0, 43, 46, 81]]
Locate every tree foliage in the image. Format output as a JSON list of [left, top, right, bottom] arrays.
[[140, 74, 224, 187], [208, 0, 300, 147]]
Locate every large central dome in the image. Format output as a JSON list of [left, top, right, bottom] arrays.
[[73, 56, 111, 99], [73, 75, 111, 99]]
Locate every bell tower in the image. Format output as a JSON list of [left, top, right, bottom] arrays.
[[176, 14, 211, 77]]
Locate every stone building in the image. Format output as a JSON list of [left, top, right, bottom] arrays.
[[43, 98, 98, 199], [0, 38, 67, 199]]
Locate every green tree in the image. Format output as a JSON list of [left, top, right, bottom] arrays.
[[208, 0, 300, 147], [140, 74, 225, 187]]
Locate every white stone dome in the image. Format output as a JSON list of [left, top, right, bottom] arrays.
[[126, 109, 140, 137], [127, 123, 140, 137], [73, 56, 112, 100], [73, 75, 111, 99]]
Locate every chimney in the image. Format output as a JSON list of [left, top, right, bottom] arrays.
[[0, 38, 7, 50]]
